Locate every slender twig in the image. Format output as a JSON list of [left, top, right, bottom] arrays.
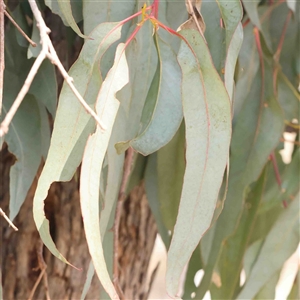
[[4, 10, 37, 47], [28, 268, 46, 300], [273, 11, 292, 91], [269, 152, 282, 187], [0, 207, 18, 231], [28, 240, 50, 300], [113, 147, 135, 299], [186, 0, 205, 39], [0, 0, 4, 115], [0, 0, 106, 138], [0, 51, 46, 136]]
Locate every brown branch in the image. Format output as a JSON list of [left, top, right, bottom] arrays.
[[0, 0, 106, 138], [0, 0, 4, 115], [113, 147, 135, 299], [0, 207, 18, 231], [4, 10, 37, 47]]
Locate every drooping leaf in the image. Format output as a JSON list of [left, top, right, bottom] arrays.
[[129, 33, 183, 156], [233, 23, 259, 120], [182, 245, 203, 299], [196, 38, 284, 299], [37, 102, 51, 159], [215, 168, 267, 299], [237, 194, 299, 299], [144, 153, 171, 248], [28, 19, 41, 59], [80, 43, 128, 300], [201, 0, 242, 76], [166, 30, 231, 297], [157, 122, 185, 231], [80, 261, 95, 300], [242, 1, 274, 52], [32, 23, 122, 267], [101, 21, 157, 240], [277, 71, 300, 121], [83, 0, 136, 35], [253, 271, 280, 300], [4, 94, 42, 221], [224, 23, 243, 101], [56, 0, 85, 38], [29, 59, 58, 118], [45, 0, 83, 31]]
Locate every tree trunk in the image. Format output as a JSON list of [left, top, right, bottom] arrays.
[[0, 146, 157, 299]]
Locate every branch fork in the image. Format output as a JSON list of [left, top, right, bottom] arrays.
[[0, 0, 106, 138]]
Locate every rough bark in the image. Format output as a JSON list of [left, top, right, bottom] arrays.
[[118, 183, 158, 300], [1, 146, 157, 299]]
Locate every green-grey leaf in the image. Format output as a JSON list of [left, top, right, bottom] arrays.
[[5, 94, 42, 221], [130, 34, 183, 155], [237, 195, 300, 299], [80, 43, 128, 300], [28, 19, 42, 59], [80, 261, 95, 300], [45, 0, 83, 31], [157, 122, 185, 231], [29, 59, 57, 118], [83, 0, 136, 35], [196, 38, 284, 300], [145, 153, 171, 248], [216, 168, 267, 299], [253, 271, 280, 300], [166, 30, 231, 297], [56, 0, 85, 38]]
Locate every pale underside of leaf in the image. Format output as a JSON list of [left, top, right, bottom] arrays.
[[80, 44, 129, 300], [32, 23, 122, 268], [166, 30, 231, 297]]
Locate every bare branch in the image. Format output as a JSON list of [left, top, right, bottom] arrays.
[[0, 0, 106, 137], [0, 52, 46, 137], [4, 10, 37, 47], [0, 207, 18, 231]]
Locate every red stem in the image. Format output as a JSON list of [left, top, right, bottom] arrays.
[[152, 0, 160, 18], [269, 152, 282, 187]]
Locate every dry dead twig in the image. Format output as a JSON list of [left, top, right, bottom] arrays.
[[0, 207, 18, 231], [28, 240, 50, 300]]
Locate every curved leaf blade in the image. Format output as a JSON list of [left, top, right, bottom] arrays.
[[33, 23, 122, 267], [57, 0, 86, 38], [237, 195, 300, 299], [130, 34, 183, 156], [80, 43, 129, 300], [166, 30, 231, 297]]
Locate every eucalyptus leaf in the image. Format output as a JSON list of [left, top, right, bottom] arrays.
[[166, 30, 231, 297], [237, 195, 300, 299], [130, 34, 183, 155], [196, 41, 284, 300], [80, 43, 129, 300]]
